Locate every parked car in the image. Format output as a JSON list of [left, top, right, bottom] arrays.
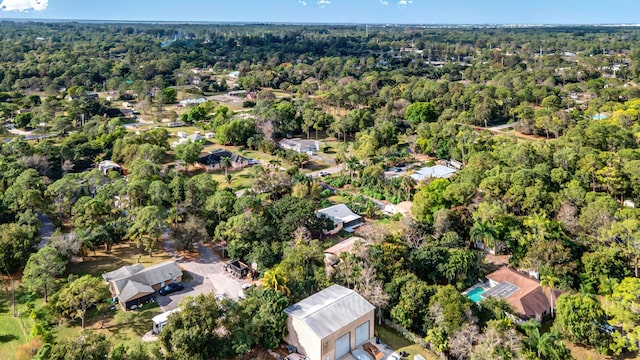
[[158, 282, 184, 296], [386, 353, 401, 360], [319, 171, 330, 177], [351, 349, 374, 360], [363, 342, 384, 360]]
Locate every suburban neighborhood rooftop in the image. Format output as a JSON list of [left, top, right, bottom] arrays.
[[285, 284, 374, 339]]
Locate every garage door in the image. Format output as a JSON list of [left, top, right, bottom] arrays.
[[355, 321, 370, 347], [335, 332, 350, 359]]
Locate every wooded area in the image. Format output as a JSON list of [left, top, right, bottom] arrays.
[[1, 21, 640, 360]]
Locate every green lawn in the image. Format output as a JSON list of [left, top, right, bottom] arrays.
[[211, 168, 254, 191], [0, 294, 42, 360], [376, 325, 438, 360], [54, 302, 162, 345], [0, 311, 31, 360]]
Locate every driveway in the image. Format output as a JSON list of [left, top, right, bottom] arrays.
[[38, 213, 54, 249], [157, 237, 249, 311]]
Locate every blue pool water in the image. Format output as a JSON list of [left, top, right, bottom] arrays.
[[466, 287, 485, 303]]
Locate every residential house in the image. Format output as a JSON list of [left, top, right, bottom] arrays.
[[410, 165, 456, 181], [67, 93, 99, 101], [98, 160, 123, 176], [198, 149, 249, 172], [324, 237, 368, 276], [119, 108, 135, 118], [178, 98, 206, 106], [102, 261, 183, 310], [317, 204, 363, 234], [279, 138, 321, 155], [479, 267, 562, 321], [382, 201, 412, 217], [285, 284, 375, 360]]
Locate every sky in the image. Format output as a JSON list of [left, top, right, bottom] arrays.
[[1, 0, 640, 25]]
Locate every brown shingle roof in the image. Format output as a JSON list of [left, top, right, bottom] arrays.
[[485, 267, 561, 319]]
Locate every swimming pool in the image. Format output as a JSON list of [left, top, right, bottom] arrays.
[[466, 287, 485, 303]]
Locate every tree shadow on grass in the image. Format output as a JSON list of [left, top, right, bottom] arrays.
[[0, 334, 18, 343]]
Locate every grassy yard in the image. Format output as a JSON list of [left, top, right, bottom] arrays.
[[376, 325, 438, 360], [211, 168, 254, 191], [0, 308, 32, 360], [67, 243, 171, 278], [0, 244, 169, 360]]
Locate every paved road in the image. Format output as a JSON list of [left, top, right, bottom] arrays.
[[309, 163, 344, 179], [157, 234, 248, 310], [38, 213, 54, 249], [489, 121, 520, 131]]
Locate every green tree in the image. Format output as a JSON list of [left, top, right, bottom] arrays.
[[55, 275, 108, 328], [47, 331, 111, 360], [240, 287, 290, 349], [470, 220, 499, 254], [22, 246, 66, 303], [405, 102, 438, 125], [411, 178, 450, 223], [262, 268, 291, 296], [521, 320, 572, 360], [174, 141, 204, 174], [554, 293, 606, 348], [159, 294, 230, 360], [127, 206, 165, 256], [540, 274, 560, 317]]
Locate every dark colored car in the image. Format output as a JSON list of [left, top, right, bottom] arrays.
[[159, 282, 184, 296]]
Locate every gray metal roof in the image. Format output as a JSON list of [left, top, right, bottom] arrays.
[[317, 204, 361, 225], [285, 285, 375, 339], [411, 165, 456, 181], [483, 281, 520, 300]]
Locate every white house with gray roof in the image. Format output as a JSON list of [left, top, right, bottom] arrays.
[[103, 261, 182, 310], [317, 204, 363, 234], [410, 164, 457, 181], [284, 285, 375, 360], [279, 138, 321, 154]]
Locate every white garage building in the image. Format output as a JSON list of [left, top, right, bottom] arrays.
[[284, 285, 375, 360]]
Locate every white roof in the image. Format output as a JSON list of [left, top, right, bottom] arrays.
[[317, 204, 361, 225], [410, 165, 456, 181], [152, 308, 181, 325], [285, 285, 374, 339]]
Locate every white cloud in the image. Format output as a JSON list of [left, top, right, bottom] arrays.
[[298, 0, 307, 5], [397, 0, 413, 6], [0, 0, 47, 11], [317, 0, 331, 6], [380, 0, 389, 5]]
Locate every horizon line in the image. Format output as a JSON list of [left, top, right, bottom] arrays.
[[1, 18, 640, 27]]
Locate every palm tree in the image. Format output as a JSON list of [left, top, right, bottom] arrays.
[[598, 277, 619, 313], [221, 156, 231, 177], [225, 173, 233, 187], [470, 220, 499, 254], [540, 274, 560, 317], [346, 156, 360, 182], [521, 320, 570, 360], [262, 268, 291, 296]]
